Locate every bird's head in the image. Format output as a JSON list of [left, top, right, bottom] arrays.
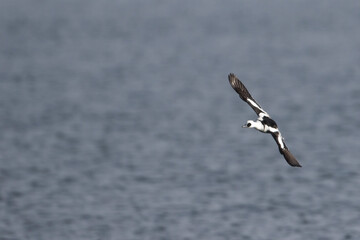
[[242, 120, 256, 128]]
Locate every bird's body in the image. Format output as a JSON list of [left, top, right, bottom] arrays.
[[228, 73, 301, 167]]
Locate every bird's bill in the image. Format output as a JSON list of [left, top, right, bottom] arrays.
[[242, 124, 248, 128]]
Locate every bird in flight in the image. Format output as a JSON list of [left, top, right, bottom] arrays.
[[228, 73, 301, 167]]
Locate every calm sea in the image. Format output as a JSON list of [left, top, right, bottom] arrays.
[[1, 0, 360, 239]]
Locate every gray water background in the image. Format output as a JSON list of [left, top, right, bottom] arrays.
[[1, 1, 360, 239]]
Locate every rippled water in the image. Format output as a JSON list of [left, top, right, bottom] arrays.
[[1, 1, 360, 239]]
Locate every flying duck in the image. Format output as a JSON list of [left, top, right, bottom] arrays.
[[228, 73, 301, 167]]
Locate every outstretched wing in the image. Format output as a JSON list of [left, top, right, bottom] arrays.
[[228, 73, 269, 117], [271, 131, 302, 167]]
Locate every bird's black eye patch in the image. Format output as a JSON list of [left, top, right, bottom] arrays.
[[247, 122, 251, 127]]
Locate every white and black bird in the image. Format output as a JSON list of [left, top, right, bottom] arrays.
[[228, 73, 301, 167]]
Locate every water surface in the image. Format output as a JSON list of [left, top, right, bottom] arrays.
[[1, 1, 360, 239]]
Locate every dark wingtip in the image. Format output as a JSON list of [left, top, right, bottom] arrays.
[[293, 163, 302, 168], [228, 73, 236, 78], [228, 73, 237, 88], [282, 149, 302, 167], [228, 73, 236, 82]]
